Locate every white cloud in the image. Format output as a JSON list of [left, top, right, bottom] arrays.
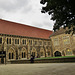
[[0, 0, 54, 30], [0, 0, 29, 12]]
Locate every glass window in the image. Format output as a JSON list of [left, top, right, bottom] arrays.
[[44, 42, 46, 45], [48, 42, 50, 45], [66, 49, 72, 55], [12, 53, 14, 59], [34, 41, 38, 45], [39, 41, 42, 45], [15, 39, 17, 44], [41, 52, 43, 56], [7, 38, 11, 44], [0, 37, 2, 44], [9, 38, 11, 44], [9, 53, 11, 59], [32, 52, 35, 57], [17, 39, 19, 44], [22, 52, 23, 58], [15, 39, 19, 44], [23, 39, 24, 44], [22, 52, 26, 58], [24, 52, 26, 58], [54, 38, 59, 46], [63, 36, 70, 44], [47, 51, 50, 56], [22, 39, 26, 45], [29, 40, 32, 45], [9, 53, 14, 59]]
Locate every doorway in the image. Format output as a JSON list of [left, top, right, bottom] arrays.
[[54, 51, 61, 57]]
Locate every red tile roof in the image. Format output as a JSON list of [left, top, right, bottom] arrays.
[[0, 19, 53, 39]]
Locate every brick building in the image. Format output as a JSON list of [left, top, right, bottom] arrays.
[[0, 19, 53, 63]]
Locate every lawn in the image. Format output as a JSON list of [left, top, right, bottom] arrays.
[[35, 56, 75, 60]]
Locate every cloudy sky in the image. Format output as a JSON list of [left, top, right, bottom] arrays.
[[0, 0, 54, 30]]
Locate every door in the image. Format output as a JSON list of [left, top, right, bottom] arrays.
[[54, 51, 61, 57]]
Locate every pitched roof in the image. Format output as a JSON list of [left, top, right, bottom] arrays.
[[50, 28, 65, 37], [0, 19, 53, 39]]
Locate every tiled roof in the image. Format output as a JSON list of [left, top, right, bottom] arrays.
[[0, 19, 53, 39], [50, 28, 65, 37]]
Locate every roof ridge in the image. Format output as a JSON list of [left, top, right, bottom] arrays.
[[0, 19, 53, 39], [0, 19, 52, 32]]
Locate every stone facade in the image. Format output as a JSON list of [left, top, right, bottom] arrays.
[[1, 29, 75, 64], [0, 34, 52, 63], [50, 30, 75, 57], [1, 19, 75, 64]]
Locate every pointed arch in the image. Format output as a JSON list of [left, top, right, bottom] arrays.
[[40, 47, 45, 57], [31, 47, 37, 57], [32, 47, 36, 51], [8, 47, 15, 53], [20, 47, 27, 59], [54, 51, 61, 57], [66, 48, 73, 55], [47, 47, 51, 57], [21, 47, 27, 52], [8, 47, 16, 60]]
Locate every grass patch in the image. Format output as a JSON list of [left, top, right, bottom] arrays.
[[35, 56, 75, 60]]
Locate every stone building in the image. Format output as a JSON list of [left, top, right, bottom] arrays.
[[50, 28, 75, 57], [0, 19, 53, 63]]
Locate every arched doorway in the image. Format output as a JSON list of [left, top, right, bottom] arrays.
[[54, 51, 61, 57]]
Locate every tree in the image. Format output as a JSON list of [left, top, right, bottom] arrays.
[[40, 0, 75, 34]]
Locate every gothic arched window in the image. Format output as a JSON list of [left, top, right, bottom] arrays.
[[12, 53, 14, 59], [9, 53, 11, 59], [24, 52, 26, 58], [66, 49, 72, 55], [22, 52, 23, 58]]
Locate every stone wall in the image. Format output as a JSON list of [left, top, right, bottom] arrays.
[[7, 57, 75, 64], [0, 34, 52, 63], [50, 33, 75, 56]]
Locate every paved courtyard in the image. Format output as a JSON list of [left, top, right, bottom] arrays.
[[0, 63, 75, 75]]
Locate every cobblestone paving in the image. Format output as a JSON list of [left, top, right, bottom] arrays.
[[0, 63, 75, 75]]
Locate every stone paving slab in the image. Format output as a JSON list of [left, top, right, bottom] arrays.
[[0, 63, 75, 75]]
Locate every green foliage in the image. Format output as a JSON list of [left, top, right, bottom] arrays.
[[40, 0, 75, 34], [35, 56, 75, 59]]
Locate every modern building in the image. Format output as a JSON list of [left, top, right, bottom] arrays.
[[0, 19, 53, 63]]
